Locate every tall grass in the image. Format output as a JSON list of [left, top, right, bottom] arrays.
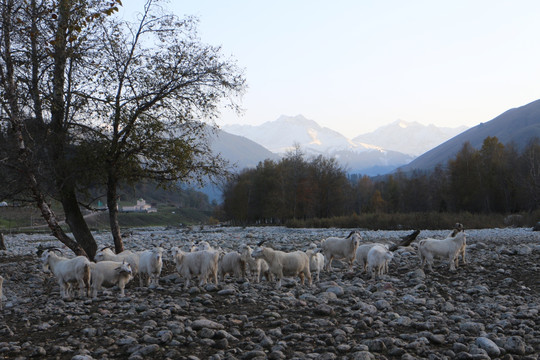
[[285, 211, 540, 230], [0, 205, 213, 232], [3, 206, 538, 232]]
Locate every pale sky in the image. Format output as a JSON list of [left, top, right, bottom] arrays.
[[121, 0, 540, 136]]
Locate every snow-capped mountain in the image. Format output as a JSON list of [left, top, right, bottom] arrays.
[[224, 115, 467, 158], [353, 120, 468, 156], [223, 115, 382, 155], [222, 115, 413, 175], [222, 115, 467, 175]]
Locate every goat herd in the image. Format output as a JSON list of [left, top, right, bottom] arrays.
[[26, 224, 467, 303]]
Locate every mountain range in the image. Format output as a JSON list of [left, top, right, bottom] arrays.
[[211, 99, 540, 178], [400, 99, 540, 172], [202, 99, 540, 201], [220, 115, 465, 175], [223, 116, 465, 157], [353, 121, 468, 156]]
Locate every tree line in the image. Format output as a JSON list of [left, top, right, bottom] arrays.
[[0, 0, 245, 258], [221, 137, 540, 225]]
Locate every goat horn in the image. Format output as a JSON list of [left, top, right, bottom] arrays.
[[257, 240, 266, 247], [37, 245, 63, 256], [346, 231, 355, 239]]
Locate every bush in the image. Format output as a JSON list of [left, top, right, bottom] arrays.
[[285, 211, 536, 230]]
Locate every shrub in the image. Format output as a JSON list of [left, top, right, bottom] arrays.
[[285, 212, 535, 230]]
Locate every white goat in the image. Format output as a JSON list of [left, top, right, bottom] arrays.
[[94, 247, 140, 278], [306, 250, 325, 282], [321, 231, 361, 271], [190, 241, 213, 252], [218, 251, 246, 281], [251, 246, 312, 289], [449, 223, 467, 266], [171, 247, 219, 288], [354, 243, 377, 273], [418, 231, 467, 271], [0, 275, 4, 310], [367, 244, 393, 279], [89, 260, 132, 298], [94, 247, 133, 261], [138, 247, 164, 287], [240, 245, 271, 283], [41, 250, 92, 299], [355, 243, 392, 274]]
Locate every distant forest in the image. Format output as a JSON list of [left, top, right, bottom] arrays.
[[221, 136, 540, 224]]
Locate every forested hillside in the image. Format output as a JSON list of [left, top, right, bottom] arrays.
[[400, 99, 540, 171], [120, 183, 215, 210], [221, 137, 540, 225]]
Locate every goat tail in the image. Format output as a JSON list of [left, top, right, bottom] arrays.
[[83, 263, 91, 297]]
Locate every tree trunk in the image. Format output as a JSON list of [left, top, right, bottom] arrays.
[[59, 180, 97, 259], [48, 0, 96, 259], [107, 172, 124, 254], [31, 178, 88, 257], [0, 0, 87, 258], [388, 229, 420, 252], [0, 233, 6, 251]]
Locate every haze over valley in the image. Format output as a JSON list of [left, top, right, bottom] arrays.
[[211, 99, 540, 178], [220, 116, 465, 176]]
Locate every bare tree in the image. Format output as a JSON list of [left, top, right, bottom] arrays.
[[0, 0, 121, 258], [0, 0, 86, 256], [71, 0, 246, 253]]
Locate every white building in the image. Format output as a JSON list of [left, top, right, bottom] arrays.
[[121, 198, 157, 213]]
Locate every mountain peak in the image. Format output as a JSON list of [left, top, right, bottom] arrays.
[[397, 120, 409, 129], [354, 120, 468, 156], [276, 114, 318, 128], [390, 119, 423, 129]]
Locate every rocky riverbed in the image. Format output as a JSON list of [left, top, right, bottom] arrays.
[[0, 226, 539, 360]]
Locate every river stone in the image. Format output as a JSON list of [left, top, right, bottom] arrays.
[[374, 299, 391, 310], [1, 228, 538, 360], [476, 337, 500, 357], [191, 319, 224, 330], [516, 245, 532, 255], [217, 288, 236, 295], [460, 322, 485, 335], [503, 336, 526, 355], [117, 336, 138, 346], [314, 304, 335, 315]]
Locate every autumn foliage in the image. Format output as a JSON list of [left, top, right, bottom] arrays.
[[221, 137, 540, 226]]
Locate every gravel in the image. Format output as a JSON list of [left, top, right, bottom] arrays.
[[0, 226, 539, 359]]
